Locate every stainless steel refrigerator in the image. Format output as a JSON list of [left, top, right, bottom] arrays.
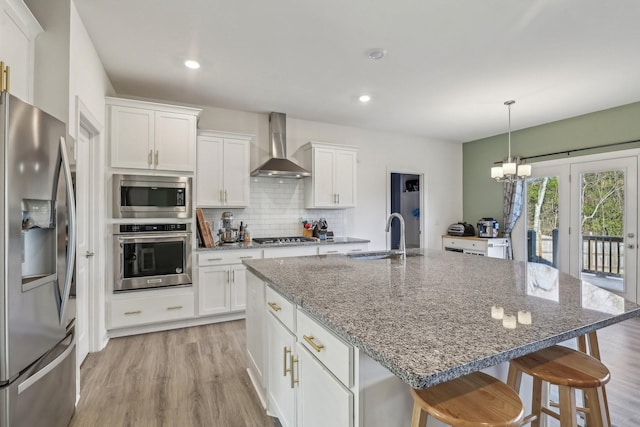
[[0, 92, 76, 427]]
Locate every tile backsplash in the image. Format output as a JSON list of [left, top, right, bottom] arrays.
[[201, 177, 345, 238]]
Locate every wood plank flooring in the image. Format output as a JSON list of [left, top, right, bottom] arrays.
[[69, 320, 279, 427], [70, 317, 640, 427]]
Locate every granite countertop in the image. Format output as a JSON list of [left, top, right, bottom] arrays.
[[197, 237, 370, 251], [243, 248, 640, 389]]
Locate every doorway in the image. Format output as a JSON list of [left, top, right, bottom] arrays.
[[390, 173, 421, 249]]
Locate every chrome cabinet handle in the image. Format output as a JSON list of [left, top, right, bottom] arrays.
[[154, 150, 159, 167], [224, 190, 228, 203], [166, 306, 183, 310], [124, 310, 142, 315], [148, 150, 153, 166], [85, 251, 95, 258]]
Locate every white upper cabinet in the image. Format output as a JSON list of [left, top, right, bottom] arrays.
[[303, 141, 358, 209], [107, 97, 201, 172], [0, 0, 43, 103], [196, 130, 252, 208]]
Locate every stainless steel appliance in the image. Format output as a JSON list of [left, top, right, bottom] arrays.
[[113, 223, 192, 291], [0, 93, 76, 427], [252, 236, 317, 244], [219, 211, 238, 243], [113, 174, 191, 218], [477, 218, 500, 238]]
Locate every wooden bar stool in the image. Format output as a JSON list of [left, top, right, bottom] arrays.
[[410, 371, 524, 427], [507, 345, 610, 427]]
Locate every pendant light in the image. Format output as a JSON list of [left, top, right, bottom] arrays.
[[491, 100, 531, 181]]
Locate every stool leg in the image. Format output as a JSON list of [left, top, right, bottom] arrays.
[[507, 364, 522, 392], [587, 332, 612, 427], [531, 378, 543, 427], [558, 385, 578, 427], [584, 387, 608, 427], [410, 402, 428, 427]]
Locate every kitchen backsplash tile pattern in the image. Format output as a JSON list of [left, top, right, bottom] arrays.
[[201, 177, 346, 238]]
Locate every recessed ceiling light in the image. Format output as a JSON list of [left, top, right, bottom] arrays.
[[184, 60, 200, 69], [359, 95, 371, 103], [367, 48, 386, 60]]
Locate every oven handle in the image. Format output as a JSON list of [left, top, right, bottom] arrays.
[[115, 232, 191, 243]]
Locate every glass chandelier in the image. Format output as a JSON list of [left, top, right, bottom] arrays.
[[491, 100, 531, 181]]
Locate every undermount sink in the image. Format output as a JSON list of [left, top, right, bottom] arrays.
[[346, 250, 422, 260]]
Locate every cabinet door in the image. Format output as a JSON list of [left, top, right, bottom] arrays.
[[267, 314, 296, 427], [222, 138, 250, 207], [296, 343, 353, 427], [246, 273, 266, 391], [312, 148, 336, 207], [1, 1, 41, 103], [230, 264, 247, 311], [334, 150, 356, 207], [198, 266, 231, 316], [154, 111, 196, 171], [110, 106, 154, 169], [196, 135, 224, 206]]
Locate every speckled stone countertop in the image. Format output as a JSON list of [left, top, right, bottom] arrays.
[[197, 237, 369, 251], [243, 248, 640, 389]]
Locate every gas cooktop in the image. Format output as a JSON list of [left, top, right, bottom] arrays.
[[252, 236, 317, 244]]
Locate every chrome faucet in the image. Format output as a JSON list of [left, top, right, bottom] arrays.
[[385, 212, 406, 259]]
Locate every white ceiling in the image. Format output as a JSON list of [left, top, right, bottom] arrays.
[[74, 0, 640, 143]]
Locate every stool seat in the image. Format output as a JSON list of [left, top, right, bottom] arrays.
[[510, 345, 610, 388], [411, 371, 524, 427], [508, 344, 611, 427]]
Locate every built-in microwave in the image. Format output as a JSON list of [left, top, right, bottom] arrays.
[[113, 223, 192, 292], [113, 174, 191, 218]]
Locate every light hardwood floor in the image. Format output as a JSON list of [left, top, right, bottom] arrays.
[[69, 320, 279, 427], [70, 317, 640, 427]]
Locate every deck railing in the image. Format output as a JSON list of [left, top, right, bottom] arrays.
[[582, 235, 624, 277], [527, 231, 623, 278]]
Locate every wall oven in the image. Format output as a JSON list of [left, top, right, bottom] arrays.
[[113, 223, 192, 292], [113, 174, 191, 219]]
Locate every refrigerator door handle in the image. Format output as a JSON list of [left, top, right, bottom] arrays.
[[17, 331, 75, 394], [58, 136, 77, 325]]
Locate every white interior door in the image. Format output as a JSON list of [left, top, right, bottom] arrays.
[[570, 157, 638, 303], [75, 124, 92, 365]]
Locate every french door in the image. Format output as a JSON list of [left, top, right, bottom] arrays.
[[570, 158, 637, 303], [523, 154, 638, 303]]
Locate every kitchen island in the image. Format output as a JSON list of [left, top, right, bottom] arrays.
[[244, 248, 640, 427]]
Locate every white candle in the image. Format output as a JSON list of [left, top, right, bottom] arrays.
[[491, 306, 504, 320], [518, 310, 532, 325], [503, 315, 517, 329]]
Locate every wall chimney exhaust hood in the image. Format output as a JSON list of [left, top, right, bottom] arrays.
[[251, 112, 311, 178]]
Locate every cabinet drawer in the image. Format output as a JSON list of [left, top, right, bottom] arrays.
[[265, 286, 295, 332], [296, 308, 352, 388], [318, 243, 367, 255], [198, 249, 262, 266], [263, 246, 318, 259], [110, 291, 195, 328], [442, 238, 486, 252]]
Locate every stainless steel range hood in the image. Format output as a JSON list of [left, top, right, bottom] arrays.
[[251, 112, 311, 178]]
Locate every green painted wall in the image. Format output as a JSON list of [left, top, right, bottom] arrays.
[[463, 101, 640, 227]]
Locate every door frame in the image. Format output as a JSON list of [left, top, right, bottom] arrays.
[[386, 168, 426, 250], [75, 97, 106, 354]]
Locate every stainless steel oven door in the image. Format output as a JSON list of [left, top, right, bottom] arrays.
[[113, 232, 192, 291], [113, 174, 192, 219]]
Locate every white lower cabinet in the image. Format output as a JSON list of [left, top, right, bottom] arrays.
[[247, 278, 415, 427], [267, 312, 297, 427], [197, 250, 262, 316], [110, 289, 195, 329], [262, 284, 353, 427], [296, 342, 353, 427]]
